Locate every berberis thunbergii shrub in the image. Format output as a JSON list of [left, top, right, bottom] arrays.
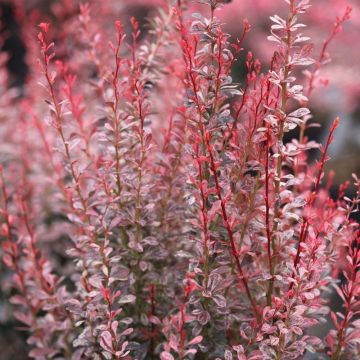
[[0, 0, 359, 359]]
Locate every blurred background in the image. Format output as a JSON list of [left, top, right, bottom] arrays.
[[0, 0, 359, 358]]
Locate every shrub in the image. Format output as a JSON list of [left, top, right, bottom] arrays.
[[0, 0, 359, 359]]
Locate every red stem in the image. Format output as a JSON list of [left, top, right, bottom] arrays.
[[265, 127, 273, 273], [205, 134, 260, 323], [290, 118, 339, 288], [307, 6, 352, 98]]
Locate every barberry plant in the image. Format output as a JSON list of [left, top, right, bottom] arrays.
[[0, 0, 359, 359]]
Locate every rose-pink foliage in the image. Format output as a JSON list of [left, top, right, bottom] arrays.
[[0, 0, 359, 359]]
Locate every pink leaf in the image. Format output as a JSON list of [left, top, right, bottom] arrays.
[[160, 352, 175, 360], [188, 335, 203, 345]]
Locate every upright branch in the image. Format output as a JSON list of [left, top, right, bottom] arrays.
[[329, 234, 360, 359], [205, 132, 260, 323], [266, 0, 314, 305], [291, 118, 339, 284], [265, 126, 273, 276], [306, 6, 352, 98], [110, 21, 126, 197], [37, 23, 88, 219]]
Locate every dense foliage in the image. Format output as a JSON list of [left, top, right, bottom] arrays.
[[0, 0, 359, 359]]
